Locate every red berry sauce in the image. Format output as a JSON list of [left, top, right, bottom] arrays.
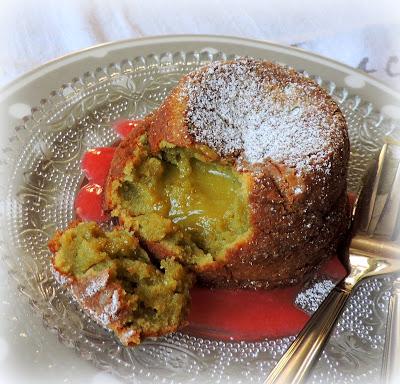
[[81, 147, 116, 185], [113, 119, 143, 138]]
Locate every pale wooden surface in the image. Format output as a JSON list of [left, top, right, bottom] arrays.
[[0, 1, 399, 384]]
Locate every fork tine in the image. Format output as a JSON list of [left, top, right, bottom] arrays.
[[376, 153, 400, 240], [366, 143, 388, 235]]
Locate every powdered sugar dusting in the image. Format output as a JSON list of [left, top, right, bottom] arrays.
[[183, 58, 343, 172], [99, 289, 120, 325], [294, 186, 303, 195], [50, 262, 72, 285], [82, 272, 109, 299], [72, 282, 122, 327], [120, 329, 136, 345], [295, 279, 336, 314]]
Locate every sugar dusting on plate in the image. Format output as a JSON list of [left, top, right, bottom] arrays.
[[182, 58, 345, 172], [295, 278, 336, 314]]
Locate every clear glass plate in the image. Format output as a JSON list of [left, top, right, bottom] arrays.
[[0, 49, 398, 384]]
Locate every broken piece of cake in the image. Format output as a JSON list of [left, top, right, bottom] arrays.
[[48, 221, 194, 346]]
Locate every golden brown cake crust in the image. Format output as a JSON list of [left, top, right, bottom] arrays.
[[106, 59, 350, 289]]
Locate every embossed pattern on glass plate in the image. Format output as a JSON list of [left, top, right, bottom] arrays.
[[0, 50, 399, 384]]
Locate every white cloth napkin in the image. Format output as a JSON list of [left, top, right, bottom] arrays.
[[0, 0, 399, 89]]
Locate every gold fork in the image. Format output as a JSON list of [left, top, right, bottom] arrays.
[[265, 143, 400, 384]]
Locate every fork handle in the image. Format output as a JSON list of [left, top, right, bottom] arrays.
[[382, 278, 400, 384], [264, 281, 352, 384]]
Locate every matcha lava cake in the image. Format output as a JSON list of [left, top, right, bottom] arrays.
[[105, 58, 350, 289]]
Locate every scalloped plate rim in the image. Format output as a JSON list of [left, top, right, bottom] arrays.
[[1, 34, 400, 102]]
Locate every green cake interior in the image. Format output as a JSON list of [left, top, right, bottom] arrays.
[[110, 136, 251, 266]]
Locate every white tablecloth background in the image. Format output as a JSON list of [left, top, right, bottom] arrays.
[[1, 0, 400, 90], [0, 1, 399, 383]]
